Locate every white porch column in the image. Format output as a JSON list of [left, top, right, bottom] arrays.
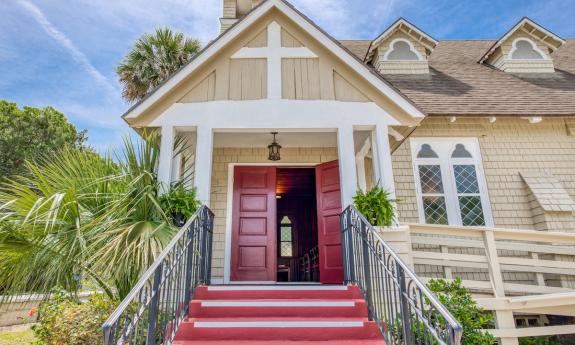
[[158, 125, 175, 193], [337, 126, 358, 207], [171, 152, 182, 185], [355, 136, 371, 193], [371, 124, 396, 198], [355, 156, 367, 192], [194, 126, 214, 207]]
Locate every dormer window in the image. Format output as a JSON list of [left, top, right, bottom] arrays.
[[479, 17, 564, 73], [366, 18, 437, 75], [509, 38, 546, 60], [384, 39, 422, 61]]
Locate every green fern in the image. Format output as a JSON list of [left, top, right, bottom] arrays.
[[352, 185, 397, 226]]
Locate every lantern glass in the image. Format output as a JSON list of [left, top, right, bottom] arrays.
[[268, 132, 281, 161]]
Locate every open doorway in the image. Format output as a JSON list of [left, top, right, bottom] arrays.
[[276, 168, 319, 282], [230, 163, 342, 283]]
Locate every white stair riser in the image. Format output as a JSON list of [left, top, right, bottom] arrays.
[[193, 321, 365, 328]]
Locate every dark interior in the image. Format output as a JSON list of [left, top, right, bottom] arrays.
[[275, 168, 319, 282]]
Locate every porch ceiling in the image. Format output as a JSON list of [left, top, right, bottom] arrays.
[[213, 132, 337, 147]]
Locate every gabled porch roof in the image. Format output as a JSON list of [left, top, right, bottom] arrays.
[[121, 0, 426, 125]]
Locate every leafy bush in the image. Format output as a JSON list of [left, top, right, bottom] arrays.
[[160, 185, 201, 226], [353, 185, 397, 226], [0, 133, 178, 301], [32, 292, 115, 345], [427, 278, 496, 345]]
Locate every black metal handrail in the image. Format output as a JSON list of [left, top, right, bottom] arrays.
[[340, 205, 462, 345], [102, 205, 214, 345]]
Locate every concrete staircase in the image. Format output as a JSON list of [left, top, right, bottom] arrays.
[[173, 285, 386, 344]]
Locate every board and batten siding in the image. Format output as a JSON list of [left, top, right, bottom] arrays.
[[177, 15, 373, 104], [179, 71, 216, 103], [281, 58, 320, 100], [229, 58, 268, 100]]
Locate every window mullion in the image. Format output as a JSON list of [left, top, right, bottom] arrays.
[[441, 157, 461, 226]]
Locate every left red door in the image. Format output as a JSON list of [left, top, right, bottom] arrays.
[[231, 166, 277, 281]]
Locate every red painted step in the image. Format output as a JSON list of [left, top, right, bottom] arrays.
[[174, 285, 385, 344], [174, 340, 386, 344], [194, 285, 363, 300], [174, 317, 381, 341], [189, 299, 368, 318]]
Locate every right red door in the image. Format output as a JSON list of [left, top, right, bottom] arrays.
[[315, 160, 344, 284]]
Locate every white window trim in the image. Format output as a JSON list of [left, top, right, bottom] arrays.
[[383, 38, 424, 61], [507, 38, 549, 61], [410, 138, 494, 227]]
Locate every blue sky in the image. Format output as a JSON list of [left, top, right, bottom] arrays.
[[1, 0, 574, 152]]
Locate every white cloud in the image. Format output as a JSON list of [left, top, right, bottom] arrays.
[[15, 0, 118, 96], [73, 0, 221, 44]]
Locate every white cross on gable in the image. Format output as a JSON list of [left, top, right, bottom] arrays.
[[231, 21, 317, 99]]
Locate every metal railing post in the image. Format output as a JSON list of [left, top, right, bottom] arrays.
[[146, 263, 163, 345], [184, 224, 195, 312], [397, 261, 413, 345], [340, 209, 352, 284], [205, 215, 213, 284], [360, 221, 373, 318]]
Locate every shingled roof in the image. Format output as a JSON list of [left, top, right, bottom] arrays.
[[340, 38, 575, 116]]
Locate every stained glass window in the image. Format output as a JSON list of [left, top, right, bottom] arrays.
[[454, 165, 485, 226], [412, 139, 490, 227], [280, 216, 293, 257]]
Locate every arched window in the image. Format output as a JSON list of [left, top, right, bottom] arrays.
[[279, 215, 293, 257], [417, 144, 439, 158], [384, 39, 422, 61], [451, 144, 473, 158], [509, 38, 545, 60], [412, 139, 492, 227]]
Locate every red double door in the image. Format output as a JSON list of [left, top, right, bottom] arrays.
[[230, 161, 343, 283]]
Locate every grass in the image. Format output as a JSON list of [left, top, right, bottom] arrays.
[[0, 328, 35, 345]]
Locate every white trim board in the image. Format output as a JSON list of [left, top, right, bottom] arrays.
[[208, 285, 348, 291], [193, 321, 364, 328], [124, 0, 424, 122], [201, 301, 354, 307], [148, 100, 401, 128]]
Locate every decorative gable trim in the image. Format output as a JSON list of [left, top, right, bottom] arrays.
[[478, 17, 565, 64], [366, 18, 436, 75], [122, 0, 425, 122], [367, 18, 438, 61]]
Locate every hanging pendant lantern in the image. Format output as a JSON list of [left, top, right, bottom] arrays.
[[268, 132, 281, 161]]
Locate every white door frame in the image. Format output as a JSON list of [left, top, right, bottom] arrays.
[[223, 162, 321, 284]]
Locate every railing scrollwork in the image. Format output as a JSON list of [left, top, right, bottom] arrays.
[[340, 205, 462, 345]]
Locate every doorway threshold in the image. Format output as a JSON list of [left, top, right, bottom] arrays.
[[227, 281, 322, 285]]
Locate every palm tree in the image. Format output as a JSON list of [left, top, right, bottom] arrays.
[[117, 28, 201, 103], [0, 133, 188, 301]]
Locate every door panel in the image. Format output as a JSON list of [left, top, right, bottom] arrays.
[[315, 160, 343, 284], [231, 166, 276, 281]]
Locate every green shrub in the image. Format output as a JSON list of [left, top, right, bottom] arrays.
[[427, 278, 496, 345], [32, 292, 115, 345], [159, 185, 201, 225], [353, 185, 397, 226]]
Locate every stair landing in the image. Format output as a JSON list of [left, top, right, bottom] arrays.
[[173, 285, 385, 344]]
